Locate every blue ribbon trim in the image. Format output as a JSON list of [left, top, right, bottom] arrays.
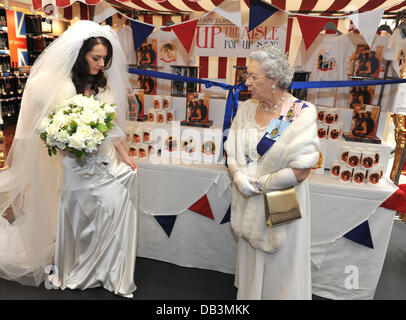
[[290, 78, 406, 89], [128, 67, 406, 161], [128, 67, 247, 146]]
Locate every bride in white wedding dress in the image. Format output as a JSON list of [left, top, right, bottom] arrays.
[[0, 21, 138, 298]]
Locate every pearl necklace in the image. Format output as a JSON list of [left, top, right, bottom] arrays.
[[260, 92, 287, 113]]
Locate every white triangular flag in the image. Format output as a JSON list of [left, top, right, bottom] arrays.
[[348, 8, 385, 47], [212, 0, 242, 32], [93, 1, 118, 24]]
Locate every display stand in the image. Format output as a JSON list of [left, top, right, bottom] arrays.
[[180, 119, 213, 128], [170, 65, 199, 97], [343, 132, 381, 144], [289, 71, 311, 100], [137, 115, 149, 122], [233, 65, 251, 101]]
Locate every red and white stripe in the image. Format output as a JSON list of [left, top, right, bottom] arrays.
[[38, 0, 406, 83], [34, 0, 406, 13]]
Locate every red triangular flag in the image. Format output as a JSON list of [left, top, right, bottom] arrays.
[[380, 184, 406, 213], [188, 194, 214, 220], [170, 19, 199, 54], [297, 15, 330, 50]]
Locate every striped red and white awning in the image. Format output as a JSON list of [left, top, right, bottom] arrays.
[[32, 0, 406, 13]]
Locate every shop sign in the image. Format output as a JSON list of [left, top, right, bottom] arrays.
[[190, 11, 287, 57]]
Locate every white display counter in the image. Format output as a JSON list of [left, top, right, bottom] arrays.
[[131, 94, 397, 299], [134, 159, 397, 300]]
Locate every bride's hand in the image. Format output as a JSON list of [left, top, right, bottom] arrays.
[[124, 158, 137, 171], [114, 142, 137, 171]]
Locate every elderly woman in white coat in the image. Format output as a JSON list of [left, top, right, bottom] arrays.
[[224, 45, 320, 300]]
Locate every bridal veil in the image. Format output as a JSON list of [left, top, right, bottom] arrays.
[[0, 20, 131, 286]]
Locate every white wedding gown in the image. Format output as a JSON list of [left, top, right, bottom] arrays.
[[49, 136, 138, 297]]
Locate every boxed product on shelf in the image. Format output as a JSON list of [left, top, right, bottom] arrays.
[[147, 95, 174, 125], [127, 88, 145, 121], [316, 106, 343, 141], [181, 92, 213, 128], [329, 143, 385, 185], [124, 119, 224, 165], [343, 104, 381, 144]]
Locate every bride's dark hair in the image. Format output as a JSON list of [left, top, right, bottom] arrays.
[[72, 36, 113, 95]]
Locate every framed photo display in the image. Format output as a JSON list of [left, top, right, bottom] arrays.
[[349, 44, 384, 78], [127, 89, 146, 121], [136, 38, 157, 68], [343, 104, 381, 144], [347, 86, 375, 108], [181, 93, 213, 128]]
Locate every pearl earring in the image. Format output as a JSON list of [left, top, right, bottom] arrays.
[[271, 84, 276, 94]]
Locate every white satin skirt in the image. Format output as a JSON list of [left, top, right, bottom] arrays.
[[50, 143, 138, 296]]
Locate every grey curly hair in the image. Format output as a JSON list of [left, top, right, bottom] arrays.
[[249, 45, 294, 89]]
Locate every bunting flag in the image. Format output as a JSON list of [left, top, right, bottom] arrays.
[[220, 204, 231, 224], [154, 215, 177, 238], [343, 220, 374, 249], [188, 194, 214, 220], [248, 0, 279, 32], [169, 18, 199, 54], [296, 15, 330, 50], [212, 0, 242, 32], [130, 19, 155, 52], [380, 184, 406, 213], [93, 1, 118, 24], [347, 7, 385, 47]]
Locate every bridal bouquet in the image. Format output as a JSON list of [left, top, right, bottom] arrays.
[[37, 94, 117, 160]]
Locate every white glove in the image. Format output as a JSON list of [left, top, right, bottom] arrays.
[[248, 168, 298, 192], [233, 171, 261, 197]]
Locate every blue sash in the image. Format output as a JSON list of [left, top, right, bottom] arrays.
[[257, 101, 308, 157]]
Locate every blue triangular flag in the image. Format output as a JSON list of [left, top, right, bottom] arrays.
[[130, 20, 155, 52], [220, 205, 231, 224], [249, 0, 279, 32], [154, 215, 177, 238], [105, 17, 112, 26], [343, 220, 374, 249]]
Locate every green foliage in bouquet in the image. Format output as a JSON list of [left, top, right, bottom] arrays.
[[37, 94, 117, 160]]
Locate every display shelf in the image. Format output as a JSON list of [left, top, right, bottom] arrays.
[[319, 137, 392, 174]]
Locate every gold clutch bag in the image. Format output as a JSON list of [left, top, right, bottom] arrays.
[[263, 174, 302, 228]]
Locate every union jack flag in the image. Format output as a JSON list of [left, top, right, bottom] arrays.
[[6, 9, 28, 67]]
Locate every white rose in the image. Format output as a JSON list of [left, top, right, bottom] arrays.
[[38, 117, 50, 132], [84, 98, 100, 112], [56, 130, 70, 144], [46, 136, 57, 147], [68, 133, 86, 150], [86, 139, 97, 152], [81, 110, 98, 124], [52, 112, 69, 128], [104, 105, 116, 114], [93, 131, 105, 143], [95, 109, 106, 122], [70, 94, 86, 107], [76, 126, 94, 140], [47, 123, 60, 138]]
